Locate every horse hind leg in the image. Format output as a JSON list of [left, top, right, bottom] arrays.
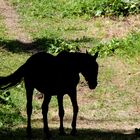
[[57, 95, 66, 135], [25, 82, 34, 137]]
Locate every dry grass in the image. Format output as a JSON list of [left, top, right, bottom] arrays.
[[13, 12, 140, 49], [81, 15, 140, 43]]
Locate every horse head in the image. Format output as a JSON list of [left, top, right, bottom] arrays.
[[81, 52, 99, 89]]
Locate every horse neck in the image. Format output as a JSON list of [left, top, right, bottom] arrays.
[[71, 53, 87, 73], [58, 52, 87, 73]]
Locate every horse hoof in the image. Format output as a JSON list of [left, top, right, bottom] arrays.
[[44, 132, 52, 139], [26, 133, 33, 139], [26, 129, 32, 138], [135, 128, 140, 137], [59, 131, 67, 136], [70, 130, 77, 136]]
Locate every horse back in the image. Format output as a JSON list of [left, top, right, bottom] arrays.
[[24, 52, 80, 94]]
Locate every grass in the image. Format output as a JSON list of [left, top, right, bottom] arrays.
[[8, 0, 140, 53], [0, 16, 7, 40], [0, 0, 140, 139], [11, 0, 140, 18], [89, 31, 140, 58], [0, 16, 28, 129]]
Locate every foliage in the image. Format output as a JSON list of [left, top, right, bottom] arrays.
[[62, 0, 140, 17], [11, 0, 140, 18], [89, 32, 140, 58], [0, 91, 11, 104], [0, 104, 25, 128], [0, 90, 25, 128], [33, 37, 80, 54]]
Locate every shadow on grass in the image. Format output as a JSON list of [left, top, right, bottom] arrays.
[[0, 127, 137, 140], [0, 36, 97, 53], [0, 38, 71, 53], [0, 38, 58, 53]]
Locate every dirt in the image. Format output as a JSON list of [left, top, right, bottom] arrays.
[[101, 15, 140, 40], [0, 0, 32, 43]]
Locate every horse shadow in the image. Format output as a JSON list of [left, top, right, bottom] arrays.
[[0, 126, 137, 140]]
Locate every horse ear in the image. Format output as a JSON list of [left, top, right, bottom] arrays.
[[93, 52, 98, 59]]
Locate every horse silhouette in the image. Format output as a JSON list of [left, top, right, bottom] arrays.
[[0, 51, 98, 138]]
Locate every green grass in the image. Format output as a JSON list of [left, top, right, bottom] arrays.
[[8, 0, 140, 55], [0, 0, 140, 139], [11, 0, 140, 18], [87, 57, 140, 120], [0, 15, 29, 129], [0, 51, 29, 128], [1, 0, 137, 55], [89, 31, 140, 58]]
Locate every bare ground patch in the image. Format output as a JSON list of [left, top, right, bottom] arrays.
[[83, 15, 140, 42], [0, 0, 32, 43]]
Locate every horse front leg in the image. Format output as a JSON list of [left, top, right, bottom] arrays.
[[42, 95, 51, 138], [25, 83, 34, 137], [69, 91, 79, 136], [57, 95, 66, 135]]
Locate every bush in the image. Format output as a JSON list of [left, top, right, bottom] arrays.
[[12, 0, 140, 18], [0, 91, 11, 105], [33, 37, 80, 54], [62, 0, 140, 17], [89, 32, 140, 57]]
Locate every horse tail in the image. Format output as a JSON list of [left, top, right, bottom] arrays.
[[0, 64, 26, 90]]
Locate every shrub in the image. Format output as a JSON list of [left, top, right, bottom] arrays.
[[89, 32, 140, 57]]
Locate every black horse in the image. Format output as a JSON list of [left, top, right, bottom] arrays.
[[0, 51, 98, 137]]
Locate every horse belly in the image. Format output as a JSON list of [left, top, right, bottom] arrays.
[[25, 66, 79, 95], [32, 77, 66, 94], [35, 84, 66, 96], [34, 77, 77, 95]]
